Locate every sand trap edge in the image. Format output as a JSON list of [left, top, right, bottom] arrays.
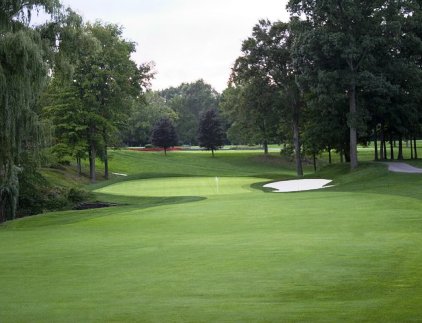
[[263, 179, 333, 193]]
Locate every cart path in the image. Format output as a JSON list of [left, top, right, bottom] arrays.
[[386, 162, 422, 173]]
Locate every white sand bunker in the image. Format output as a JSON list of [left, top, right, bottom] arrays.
[[264, 179, 333, 193], [112, 172, 128, 177]]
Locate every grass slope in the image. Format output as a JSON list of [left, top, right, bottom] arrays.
[[1, 150, 422, 322]]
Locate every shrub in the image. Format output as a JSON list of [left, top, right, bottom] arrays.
[[67, 188, 92, 203]]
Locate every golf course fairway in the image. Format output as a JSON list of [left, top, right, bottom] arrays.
[[1, 151, 422, 322]]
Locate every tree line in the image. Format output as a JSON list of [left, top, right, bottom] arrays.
[[0, 1, 225, 221], [1, 1, 153, 221], [223, 0, 422, 176]]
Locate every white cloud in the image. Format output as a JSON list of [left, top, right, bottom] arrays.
[[62, 0, 289, 92]]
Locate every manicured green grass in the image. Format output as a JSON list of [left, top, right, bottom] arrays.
[[104, 149, 301, 177], [96, 177, 266, 197], [1, 150, 422, 322]]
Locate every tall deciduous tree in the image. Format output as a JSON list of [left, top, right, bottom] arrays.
[[198, 108, 225, 157], [232, 20, 304, 176], [287, 0, 415, 169], [87, 22, 151, 179], [45, 14, 152, 182]]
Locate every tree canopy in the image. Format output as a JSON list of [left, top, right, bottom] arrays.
[[231, 19, 304, 176], [160, 80, 220, 145], [287, 0, 422, 168], [43, 14, 152, 182], [198, 108, 225, 156], [150, 117, 178, 155]]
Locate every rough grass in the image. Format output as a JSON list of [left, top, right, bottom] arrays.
[[1, 150, 422, 322]]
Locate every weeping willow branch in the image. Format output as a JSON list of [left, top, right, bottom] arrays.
[[0, 1, 58, 221]]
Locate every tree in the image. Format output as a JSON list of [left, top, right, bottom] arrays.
[[220, 85, 259, 145], [150, 117, 178, 155], [198, 108, 225, 156], [160, 80, 220, 145], [287, 0, 417, 169], [232, 20, 304, 176], [121, 91, 177, 147], [44, 14, 152, 182], [41, 78, 88, 175], [0, 0, 61, 221], [86, 22, 151, 179], [221, 79, 282, 153]]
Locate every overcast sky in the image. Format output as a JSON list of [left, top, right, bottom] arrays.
[[59, 0, 289, 93]]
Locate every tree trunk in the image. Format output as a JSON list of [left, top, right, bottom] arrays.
[[374, 130, 378, 161], [313, 151, 317, 172], [89, 150, 92, 177], [410, 138, 414, 159], [383, 140, 387, 159], [344, 149, 351, 163], [0, 204, 5, 224], [340, 149, 344, 163], [76, 157, 82, 176], [212, 149, 215, 157], [292, 109, 303, 177], [414, 137, 418, 159], [397, 136, 403, 160], [104, 146, 109, 180], [380, 128, 385, 160], [89, 145, 96, 183], [389, 135, 394, 160], [263, 139, 268, 155], [343, 140, 351, 162], [164, 148, 167, 156], [328, 147, 332, 164], [349, 77, 358, 169]]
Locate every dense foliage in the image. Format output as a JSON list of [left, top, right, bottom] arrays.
[[160, 80, 220, 145], [43, 15, 152, 182], [150, 117, 178, 155], [224, 1, 422, 171], [197, 108, 225, 156], [0, 0, 61, 221], [230, 20, 304, 176]]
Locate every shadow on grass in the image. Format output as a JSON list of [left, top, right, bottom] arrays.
[[250, 180, 280, 193], [2, 195, 206, 229], [262, 161, 422, 201]]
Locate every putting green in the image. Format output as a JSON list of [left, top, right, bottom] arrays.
[[95, 176, 266, 197]]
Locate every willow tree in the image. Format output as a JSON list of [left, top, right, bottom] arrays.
[[0, 0, 60, 221]]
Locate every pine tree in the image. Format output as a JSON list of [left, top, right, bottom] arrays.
[[197, 108, 225, 157]]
